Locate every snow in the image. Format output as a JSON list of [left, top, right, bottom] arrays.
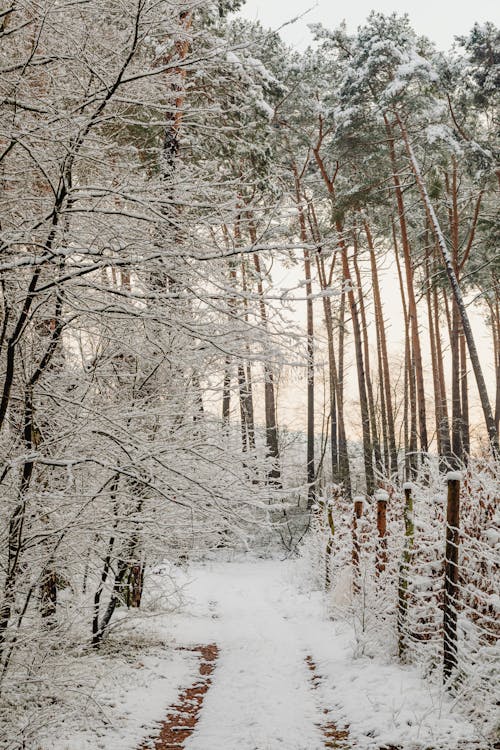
[[446, 471, 464, 481], [168, 560, 325, 750], [44, 646, 198, 750], [174, 559, 480, 750], [375, 489, 390, 502], [226, 50, 243, 69], [484, 527, 500, 546], [255, 97, 274, 119], [488, 593, 500, 613], [45, 558, 482, 750]]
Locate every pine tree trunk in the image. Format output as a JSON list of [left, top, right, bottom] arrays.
[[364, 220, 398, 475], [307, 201, 341, 484], [460, 330, 470, 458], [292, 164, 315, 506], [397, 114, 499, 456], [489, 292, 500, 434], [304, 246, 315, 506], [316, 252, 350, 493], [337, 288, 350, 487], [385, 117, 428, 458], [447, 165, 463, 466], [408, 347, 418, 476], [353, 234, 382, 475], [394, 219, 417, 478], [432, 265, 451, 461], [339, 233, 375, 494], [161, 11, 193, 177], [425, 254, 444, 457], [311, 146, 367, 491], [314, 253, 338, 472]]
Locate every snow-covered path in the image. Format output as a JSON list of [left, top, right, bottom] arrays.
[[171, 561, 326, 750]]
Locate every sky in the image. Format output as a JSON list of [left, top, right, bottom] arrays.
[[239, 0, 498, 51]]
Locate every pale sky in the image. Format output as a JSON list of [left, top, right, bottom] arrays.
[[240, 0, 499, 51]]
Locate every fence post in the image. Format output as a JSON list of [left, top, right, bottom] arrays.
[[444, 471, 461, 682], [352, 496, 364, 592], [375, 490, 389, 576], [324, 499, 335, 589], [398, 482, 414, 658]]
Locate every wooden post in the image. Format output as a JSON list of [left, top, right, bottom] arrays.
[[398, 482, 414, 658], [375, 490, 389, 576], [444, 471, 461, 682], [325, 500, 335, 589], [352, 496, 364, 592]]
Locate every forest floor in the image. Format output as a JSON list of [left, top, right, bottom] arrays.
[[46, 557, 486, 750]]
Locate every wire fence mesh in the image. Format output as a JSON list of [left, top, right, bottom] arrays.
[[305, 457, 499, 740]]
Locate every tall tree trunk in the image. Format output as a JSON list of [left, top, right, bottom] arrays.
[[460, 330, 470, 458], [222, 356, 231, 426], [364, 220, 398, 475], [442, 287, 462, 465], [447, 164, 463, 466], [311, 146, 373, 492], [397, 114, 499, 456], [307, 199, 351, 491], [385, 116, 428, 458], [394, 221, 417, 478], [304, 245, 315, 505], [353, 232, 382, 475], [0, 386, 37, 658], [191, 370, 204, 422], [238, 362, 250, 453], [337, 288, 350, 485], [315, 252, 351, 494], [488, 290, 500, 434], [245, 362, 256, 451], [432, 256, 452, 461], [247, 216, 281, 484], [291, 163, 315, 506], [425, 254, 444, 456], [161, 11, 193, 177], [239, 256, 255, 451], [340, 235, 375, 494]]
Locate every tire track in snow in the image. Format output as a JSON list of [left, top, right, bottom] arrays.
[[305, 654, 351, 749], [138, 643, 219, 750], [304, 655, 403, 750]]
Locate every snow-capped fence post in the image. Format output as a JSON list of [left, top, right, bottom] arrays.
[[443, 472, 461, 682], [375, 490, 389, 576], [352, 496, 364, 592], [398, 482, 415, 658]]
